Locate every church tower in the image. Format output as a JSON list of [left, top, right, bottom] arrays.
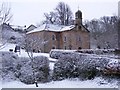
[[75, 10, 82, 26]]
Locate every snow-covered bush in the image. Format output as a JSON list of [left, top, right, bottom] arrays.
[[0, 51, 18, 81], [104, 59, 120, 75], [15, 56, 50, 84], [1, 52, 50, 84], [14, 57, 30, 78], [53, 53, 79, 80], [76, 49, 115, 55], [50, 49, 75, 59], [53, 52, 110, 80]]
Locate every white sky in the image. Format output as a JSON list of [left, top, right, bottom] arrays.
[[0, 0, 119, 27]]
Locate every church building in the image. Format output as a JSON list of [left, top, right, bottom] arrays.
[[26, 10, 90, 53]]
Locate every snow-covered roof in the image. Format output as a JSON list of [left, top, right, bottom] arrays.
[[61, 25, 75, 31], [11, 25, 26, 30], [27, 24, 75, 34]]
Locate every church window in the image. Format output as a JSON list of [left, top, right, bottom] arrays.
[[79, 36, 81, 41], [52, 34, 56, 40], [64, 36, 67, 42]]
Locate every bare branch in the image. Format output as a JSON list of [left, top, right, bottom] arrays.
[[43, 2, 73, 25], [0, 2, 13, 24]]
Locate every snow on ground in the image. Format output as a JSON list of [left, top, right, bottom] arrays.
[[0, 43, 16, 52], [2, 77, 118, 88]]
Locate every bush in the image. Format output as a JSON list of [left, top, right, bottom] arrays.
[[52, 52, 110, 81], [50, 49, 75, 59], [76, 49, 115, 55], [53, 53, 79, 80], [15, 56, 50, 84], [0, 51, 18, 81], [103, 59, 120, 75], [1, 52, 50, 84], [14, 57, 30, 78]]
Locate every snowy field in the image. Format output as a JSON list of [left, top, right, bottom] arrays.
[[0, 43, 119, 89]]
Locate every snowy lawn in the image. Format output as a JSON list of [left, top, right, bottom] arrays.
[[0, 43, 16, 52], [2, 77, 118, 88]]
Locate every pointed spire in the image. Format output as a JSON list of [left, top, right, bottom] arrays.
[[78, 5, 79, 11]]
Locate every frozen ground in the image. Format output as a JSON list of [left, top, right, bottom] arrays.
[[0, 43, 119, 88]]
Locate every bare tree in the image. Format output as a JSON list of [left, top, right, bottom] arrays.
[[0, 2, 13, 47], [55, 2, 73, 25], [43, 2, 73, 25], [0, 2, 13, 25], [21, 33, 49, 87], [43, 11, 59, 24], [24, 35, 38, 87], [85, 16, 119, 49]]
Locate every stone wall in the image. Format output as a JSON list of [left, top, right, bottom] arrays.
[[61, 29, 90, 50]]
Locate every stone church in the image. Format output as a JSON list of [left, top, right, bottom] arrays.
[[26, 10, 90, 53]]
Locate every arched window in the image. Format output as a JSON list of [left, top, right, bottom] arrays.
[[64, 36, 67, 42], [52, 34, 56, 40], [79, 36, 81, 41]]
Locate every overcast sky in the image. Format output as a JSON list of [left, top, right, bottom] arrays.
[[0, 0, 119, 27]]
